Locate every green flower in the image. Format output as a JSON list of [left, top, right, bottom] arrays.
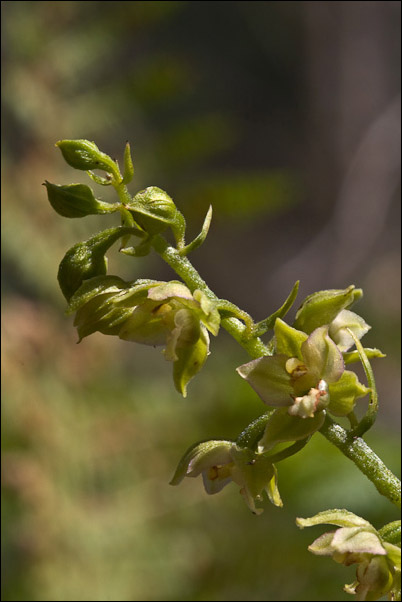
[[68, 277, 220, 396], [237, 320, 369, 419], [170, 440, 282, 515], [297, 510, 401, 601]]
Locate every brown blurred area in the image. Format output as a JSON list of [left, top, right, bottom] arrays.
[[2, 2, 400, 601]]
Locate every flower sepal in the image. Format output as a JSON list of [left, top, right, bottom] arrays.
[[293, 286, 362, 334], [328, 370, 370, 416], [170, 439, 282, 514], [274, 318, 307, 360]]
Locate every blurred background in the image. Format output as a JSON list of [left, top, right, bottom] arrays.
[[1, 2, 400, 600]]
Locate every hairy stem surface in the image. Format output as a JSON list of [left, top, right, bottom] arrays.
[[152, 236, 401, 508]]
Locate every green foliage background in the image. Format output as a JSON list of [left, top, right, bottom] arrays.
[[2, 2, 400, 601]]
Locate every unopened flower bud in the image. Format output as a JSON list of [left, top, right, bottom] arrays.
[[56, 139, 118, 176], [126, 186, 186, 243]]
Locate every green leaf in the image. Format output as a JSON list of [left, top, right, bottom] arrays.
[[179, 205, 213, 256], [293, 286, 361, 334], [122, 141, 134, 184], [44, 181, 117, 218], [57, 226, 142, 301], [254, 281, 299, 337], [258, 407, 325, 451], [56, 139, 118, 176]]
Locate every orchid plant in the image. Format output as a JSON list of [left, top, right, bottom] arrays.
[[45, 139, 401, 601]]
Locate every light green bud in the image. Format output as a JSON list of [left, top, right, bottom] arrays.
[[125, 186, 186, 244], [294, 286, 362, 334], [57, 226, 143, 301], [44, 181, 117, 218], [56, 139, 118, 176]]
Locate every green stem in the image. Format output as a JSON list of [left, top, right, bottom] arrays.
[[319, 415, 401, 508], [151, 235, 401, 509], [152, 236, 271, 358], [113, 180, 136, 207]]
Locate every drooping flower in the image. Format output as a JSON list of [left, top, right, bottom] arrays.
[[67, 276, 220, 396], [297, 510, 401, 601], [170, 439, 282, 515]]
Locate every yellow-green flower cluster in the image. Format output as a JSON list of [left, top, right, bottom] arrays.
[[67, 276, 220, 396]]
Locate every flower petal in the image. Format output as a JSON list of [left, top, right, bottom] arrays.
[[237, 355, 294, 407], [301, 326, 344, 384], [329, 310, 371, 352], [147, 281, 193, 302]]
